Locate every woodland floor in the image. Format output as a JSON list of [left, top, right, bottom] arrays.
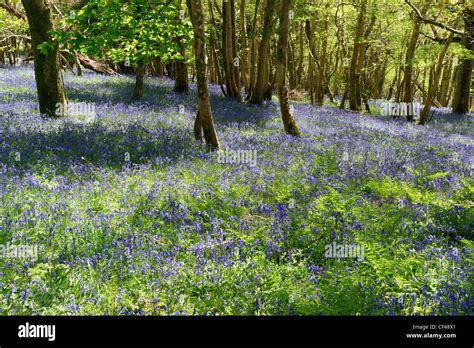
[[0, 66, 472, 315]]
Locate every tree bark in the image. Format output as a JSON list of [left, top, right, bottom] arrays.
[[75, 52, 119, 75], [134, 65, 146, 99], [187, 0, 220, 151], [305, 18, 316, 105], [174, 49, 189, 93], [222, 0, 240, 99], [438, 56, 453, 106], [174, 1, 189, 93], [402, 6, 426, 121], [419, 33, 454, 125], [276, 0, 300, 136], [239, 0, 250, 93], [316, 5, 329, 106], [21, 0, 66, 117], [248, 0, 275, 104], [452, 7, 473, 114], [348, 0, 367, 111], [247, 0, 260, 98]]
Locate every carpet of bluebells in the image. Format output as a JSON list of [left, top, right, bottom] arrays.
[[0, 66, 472, 315]]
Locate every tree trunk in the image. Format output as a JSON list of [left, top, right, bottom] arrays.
[[74, 51, 83, 76], [173, 0, 189, 93], [76, 52, 119, 75], [419, 33, 454, 125], [187, 0, 220, 151], [263, 50, 274, 100], [247, 0, 260, 98], [438, 56, 453, 106], [249, 0, 275, 104], [305, 18, 316, 105], [174, 50, 189, 93], [402, 6, 426, 121], [174, 1, 189, 93], [21, 0, 65, 117], [134, 65, 146, 99], [348, 0, 367, 111], [276, 0, 300, 136], [222, 0, 240, 99], [230, 0, 241, 98], [209, 25, 227, 95], [297, 21, 304, 88], [239, 0, 250, 93], [288, 36, 296, 89], [316, 6, 329, 106], [447, 64, 459, 106], [209, 0, 227, 95], [452, 7, 473, 114]]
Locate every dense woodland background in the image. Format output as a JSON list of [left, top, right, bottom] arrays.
[[0, 0, 472, 146]]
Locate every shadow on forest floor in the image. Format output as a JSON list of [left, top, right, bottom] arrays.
[[0, 70, 278, 177]]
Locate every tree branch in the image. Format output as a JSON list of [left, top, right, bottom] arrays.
[[0, 34, 31, 43], [419, 31, 461, 44], [0, 2, 26, 20], [404, 0, 464, 36]]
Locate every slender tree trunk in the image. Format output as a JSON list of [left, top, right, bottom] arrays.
[[263, 47, 274, 100], [386, 69, 397, 101], [419, 33, 454, 125], [348, 0, 367, 111], [21, 0, 65, 117], [356, 12, 375, 110], [74, 51, 83, 76], [249, 0, 275, 104], [447, 64, 459, 106], [276, 0, 300, 136], [209, 0, 227, 95], [402, 7, 426, 121], [187, 0, 220, 151], [222, 0, 240, 99], [305, 18, 316, 104], [438, 56, 453, 106], [316, 7, 329, 105], [239, 0, 250, 93], [373, 58, 387, 99], [297, 21, 304, 88], [288, 36, 297, 90], [209, 26, 227, 95], [247, 0, 260, 98], [173, 0, 189, 92], [230, 0, 241, 97]]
